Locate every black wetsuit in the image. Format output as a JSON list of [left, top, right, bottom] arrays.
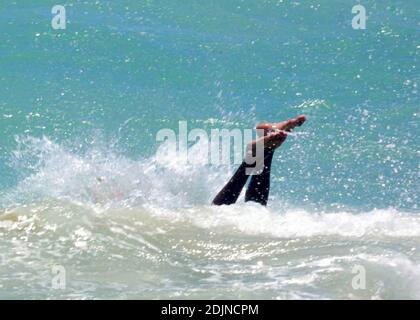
[[212, 150, 274, 206]]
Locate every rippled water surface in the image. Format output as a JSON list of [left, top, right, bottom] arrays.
[[0, 0, 418, 299]]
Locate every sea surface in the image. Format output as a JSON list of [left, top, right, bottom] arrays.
[[0, 0, 419, 299]]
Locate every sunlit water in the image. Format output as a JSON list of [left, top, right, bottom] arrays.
[[0, 0, 419, 299]]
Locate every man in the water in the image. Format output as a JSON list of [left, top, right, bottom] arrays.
[[212, 115, 306, 206]]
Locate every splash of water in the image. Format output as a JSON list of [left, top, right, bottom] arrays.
[[0, 135, 419, 299]]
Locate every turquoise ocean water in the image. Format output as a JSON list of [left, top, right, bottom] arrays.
[[0, 0, 419, 299]]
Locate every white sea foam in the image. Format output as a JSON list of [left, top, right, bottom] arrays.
[[0, 136, 419, 299]]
